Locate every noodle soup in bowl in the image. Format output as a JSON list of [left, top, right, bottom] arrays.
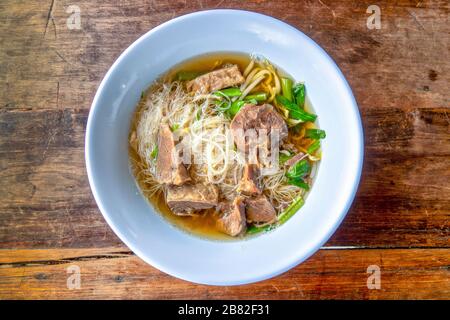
[[86, 10, 363, 285]]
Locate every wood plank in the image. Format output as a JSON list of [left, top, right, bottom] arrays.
[[0, 247, 448, 299]]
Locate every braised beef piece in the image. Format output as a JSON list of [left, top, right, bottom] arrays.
[[238, 163, 262, 196], [284, 152, 306, 168], [216, 197, 246, 236], [186, 65, 244, 94], [230, 104, 288, 152], [156, 124, 190, 185], [245, 195, 276, 224], [166, 183, 219, 215]]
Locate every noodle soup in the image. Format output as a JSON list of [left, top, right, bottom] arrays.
[[129, 52, 324, 240]]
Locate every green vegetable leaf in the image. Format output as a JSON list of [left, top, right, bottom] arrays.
[[276, 95, 317, 122], [286, 159, 310, 179], [287, 177, 310, 190], [293, 83, 306, 108], [305, 129, 326, 139]]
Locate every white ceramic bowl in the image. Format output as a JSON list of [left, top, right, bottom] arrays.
[[86, 9, 363, 285]]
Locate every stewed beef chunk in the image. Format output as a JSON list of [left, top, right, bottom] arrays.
[[230, 104, 288, 152], [166, 183, 218, 215], [156, 124, 190, 185], [238, 163, 262, 196], [186, 65, 244, 94], [245, 195, 276, 224], [216, 196, 247, 236]]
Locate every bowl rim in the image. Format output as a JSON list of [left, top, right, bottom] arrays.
[[85, 9, 364, 285]]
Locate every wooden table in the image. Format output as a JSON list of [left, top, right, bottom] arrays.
[[0, 0, 448, 299]]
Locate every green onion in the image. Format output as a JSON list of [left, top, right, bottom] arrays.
[[226, 100, 245, 118], [307, 140, 321, 154], [281, 77, 293, 101], [305, 129, 326, 139], [150, 146, 158, 159], [278, 197, 305, 224], [293, 83, 306, 108], [170, 124, 179, 132], [215, 87, 242, 97], [276, 95, 317, 122], [287, 177, 310, 190], [244, 92, 267, 102], [175, 70, 203, 81], [286, 159, 310, 179]]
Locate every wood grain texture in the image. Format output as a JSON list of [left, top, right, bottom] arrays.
[[0, 0, 449, 299], [0, 247, 448, 299]]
